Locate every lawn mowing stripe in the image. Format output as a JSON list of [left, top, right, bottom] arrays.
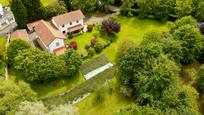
[[80, 55, 111, 75]]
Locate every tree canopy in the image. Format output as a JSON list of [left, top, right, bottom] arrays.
[[7, 39, 31, 65], [0, 81, 37, 114], [14, 48, 67, 82]]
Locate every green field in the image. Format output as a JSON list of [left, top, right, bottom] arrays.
[[0, 0, 56, 6], [9, 67, 85, 98], [76, 78, 132, 115], [68, 16, 168, 63], [67, 16, 168, 114]]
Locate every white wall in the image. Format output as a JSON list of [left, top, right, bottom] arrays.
[[48, 38, 65, 53], [52, 19, 84, 33]]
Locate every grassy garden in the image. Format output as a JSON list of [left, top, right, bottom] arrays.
[[4, 15, 169, 114], [68, 16, 168, 63], [9, 67, 85, 98]]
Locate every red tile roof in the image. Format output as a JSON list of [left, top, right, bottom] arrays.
[[27, 20, 43, 29], [11, 29, 29, 42], [34, 20, 66, 46], [52, 10, 85, 26]]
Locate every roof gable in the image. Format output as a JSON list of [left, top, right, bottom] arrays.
[[52, 10, 85, 26], [34, 20, 66, 46]]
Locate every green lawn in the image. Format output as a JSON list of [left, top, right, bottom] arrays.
[[67, 16, 168, 114], [43, 66, 116, 105], [0, 0, 56, 6], [68, 16, 168, 63], [9, 68, 85, 98], [75, 77, 132, 115]]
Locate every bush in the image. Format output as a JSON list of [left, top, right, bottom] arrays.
[[85, 44, 90, 50], [197, 65, 204, 93], [92, 86, 106, 105], [183, 68, 197, 85], [94, 40, 105, 53], [93, 32, 100, 38], [101, 19, 121, 35], [90, 38, 97, 47], [69, 41, 78, 50], [88, 48, 95, 57], [45, 1, 67, 19], [87, 24, 93, 32]]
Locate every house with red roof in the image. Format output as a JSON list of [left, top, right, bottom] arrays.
[[27, 20, 67, 55], [52, 10, 85, 35]]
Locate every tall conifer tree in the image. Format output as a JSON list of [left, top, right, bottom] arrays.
[[11, 0, 28, 28]]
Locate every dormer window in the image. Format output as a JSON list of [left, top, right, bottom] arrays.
[[76, 20, 79, 23], [70, 22, 72, 25], [62, 25, 65, 27]]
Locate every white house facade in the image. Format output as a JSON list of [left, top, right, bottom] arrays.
[[27, 20, 67, 55], [52, 10, 85, 35], [0, 4, 15, 30], [48, 38, 65, 53], [52, 19, 84, 34]]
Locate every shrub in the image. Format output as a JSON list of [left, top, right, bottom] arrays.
[[183, 68, 197, 85], [85, 44, 90, 50], [101, 19, 121, 35], [197, 65, 204, 93], [90, 38, 97, 47], [94, 40, 105, 53], [69, 41, 78, 50], [88, 48, 95, 57], [92, 86, 106, 105], [93, 32, 100, 38], [87, 24, 93, 32]]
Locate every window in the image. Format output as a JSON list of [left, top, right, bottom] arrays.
[[76, 20, 79, 23], [56, 42, 60, 47], [70, 22, 72, 25], [62, 25, 65, 28]]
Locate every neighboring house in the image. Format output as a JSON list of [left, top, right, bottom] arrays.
[[10, 29, 30, 42], [27, 20, 67, 55], [52, 10, 85, 35], [0, 4, 15, 30]]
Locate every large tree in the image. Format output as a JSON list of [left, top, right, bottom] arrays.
[[14, 48, 67, 82], [11, 0, 28, 28], [175, 0, 193, 18], [21, 0, 45, 22], [62, 48, 82, 77], [117, 41, 200, 114], [169, 16, 203, 64], [0, 81, 37, 114], [7, 39, 31, 65], [16, 101, 79, 115]]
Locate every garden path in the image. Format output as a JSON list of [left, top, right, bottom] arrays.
[[5, 33, 10, 80]]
